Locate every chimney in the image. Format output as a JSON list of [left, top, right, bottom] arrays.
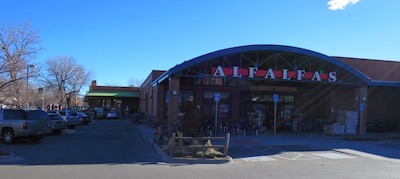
[[90, 80, 97, 90]]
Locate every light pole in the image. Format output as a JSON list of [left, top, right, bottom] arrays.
[[26, 64, 34, 107], [39, 87, 44, 110]]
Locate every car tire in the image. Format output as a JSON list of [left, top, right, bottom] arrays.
[[30, 136, 41, 142], [2, 128, 15, 144], [67, 125, 75, 129], [53, 130, 62, 135]]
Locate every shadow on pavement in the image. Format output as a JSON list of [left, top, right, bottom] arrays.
[[2, 120, 400, 165]]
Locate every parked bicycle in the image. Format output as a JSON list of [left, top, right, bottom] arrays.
[[147, 116, 157, 128], [197, 119, 213, 137], [154, 121, 181, 146], [131, 112, 145, 125]]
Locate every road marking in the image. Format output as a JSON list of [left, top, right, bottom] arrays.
[[241, 156, 277, 162], [275, 152, 319, 161], [311, 152, 355, 159]]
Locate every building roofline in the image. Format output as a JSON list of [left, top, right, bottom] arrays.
[[153, 44, 371, 86]]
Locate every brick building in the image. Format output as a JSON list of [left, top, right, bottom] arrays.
[[86, 80, 140, 114], [140, 45, 400, 134]]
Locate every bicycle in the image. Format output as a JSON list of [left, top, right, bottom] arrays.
[[153, 121, 181, 146], [147, 116, 157, 128], [131, 112, 145, 125]]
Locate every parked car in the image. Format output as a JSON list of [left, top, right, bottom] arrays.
[[77, 112, 91, 125], [106, 110, 119, 119], [46, 111, 67, 135], [0, 109, 52, 144], [57, 110, 81, 129], [94, 107, 106, 119]]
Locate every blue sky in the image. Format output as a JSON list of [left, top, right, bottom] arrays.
[[1, 0, 399, 93]]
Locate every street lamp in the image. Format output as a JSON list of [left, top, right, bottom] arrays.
[[26, 64, 34, 107]]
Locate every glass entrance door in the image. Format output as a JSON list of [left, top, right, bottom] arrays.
[[252, 93, 295, 131]]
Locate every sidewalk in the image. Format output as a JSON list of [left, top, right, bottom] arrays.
[[229, 131, 400, 163], [136, 124, 400, 164]]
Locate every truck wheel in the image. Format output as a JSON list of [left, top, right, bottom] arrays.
[[2, 129, 16, 144]]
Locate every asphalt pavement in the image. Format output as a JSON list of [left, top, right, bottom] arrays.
[[1, 120, 400, 179], [0, 119, 162, 165]]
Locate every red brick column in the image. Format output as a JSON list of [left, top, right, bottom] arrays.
[[168, 77, 180, 126], [355, 86, 368, 135]]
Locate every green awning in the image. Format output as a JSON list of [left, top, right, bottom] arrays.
[[86, 91, 139, 98]]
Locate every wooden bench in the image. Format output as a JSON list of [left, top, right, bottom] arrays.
[[170, 133, 231, 157]]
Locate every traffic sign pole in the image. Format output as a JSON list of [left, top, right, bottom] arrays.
[[273, 94, 278, 137], [215, 101, 218, 136], [214, 93, 220, 136]]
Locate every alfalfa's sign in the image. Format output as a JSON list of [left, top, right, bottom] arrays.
[[212, 66, 337, 82]]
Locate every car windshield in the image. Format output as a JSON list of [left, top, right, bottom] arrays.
[[25, 110, 50, 120], [48, 114, 63, 120], [58, 111, 66, 116], [95, 107, 104, 112]]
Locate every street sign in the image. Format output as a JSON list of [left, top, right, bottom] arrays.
[[360, 103, 365, 111], [214, 93, 220, 102], [273, 94, 279, 103]]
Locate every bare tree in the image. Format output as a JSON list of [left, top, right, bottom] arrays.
[[40, 56, 93, 109], [128, 78, 143, 87], [0, 22, 42, 107]]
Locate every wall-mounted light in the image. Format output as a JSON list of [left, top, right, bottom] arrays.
[[355, 97, 359, 102], [362, 97, 367, 102], [172, 90, 178, 96]]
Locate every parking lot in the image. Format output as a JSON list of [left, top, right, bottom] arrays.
[[0, 120, 161, 165], [1, 120, 400, 179]]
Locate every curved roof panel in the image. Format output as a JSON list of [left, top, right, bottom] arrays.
[[154, 45, 372, 85]]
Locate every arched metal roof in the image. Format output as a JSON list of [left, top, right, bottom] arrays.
[[153, 45, 372, 86]]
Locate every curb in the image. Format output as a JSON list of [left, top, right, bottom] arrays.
[[0, 153, 23, 163], [136, 125, 232, 164], [152, 141, 233, 164], [0, 153, 14, 160]]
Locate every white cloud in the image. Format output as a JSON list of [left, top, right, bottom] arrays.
[[328, 0, 360, 10]]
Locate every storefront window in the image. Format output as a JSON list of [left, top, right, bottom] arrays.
[[239, 91, 251, 118], [164, 89, 195, 117], [179, 90, 194, 113], [284, 95, 295, 103], [202, 91, 231, 119], [264, 95, 273, 102], [250, 93, 295, 126]]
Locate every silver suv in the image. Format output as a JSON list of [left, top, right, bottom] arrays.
[[57, 110, 80, 129], [0, 109, 52, 144]]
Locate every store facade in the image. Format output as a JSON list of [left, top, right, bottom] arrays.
[[140, 45, 400, 134], [86, 80, 140, 115]]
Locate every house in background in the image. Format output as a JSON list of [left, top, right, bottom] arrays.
[[85, 80, 140, 115]]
